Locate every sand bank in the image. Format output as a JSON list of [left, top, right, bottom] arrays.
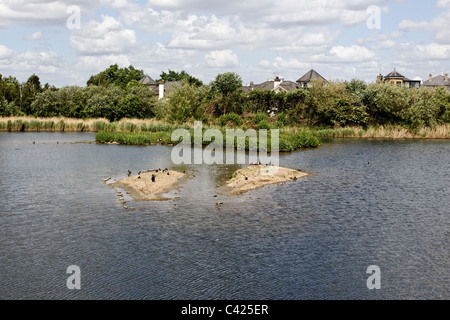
[[225, 165, 307, 195], [109, 169, 188, 201]]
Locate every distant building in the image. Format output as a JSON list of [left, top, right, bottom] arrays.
[[157, 80, 181, 99], [138, 75, 157, 89], [377, 70, 421, 88], [138, 75, 180, 99], [242, 76, 300, 93], [296, 69, 327, 88], [422, 73, 450, 92]]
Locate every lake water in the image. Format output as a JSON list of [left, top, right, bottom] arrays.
[[0, 132, 449, 300]]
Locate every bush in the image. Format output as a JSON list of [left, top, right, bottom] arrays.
[[276, 112, 286, 127], [253, 112, 269, 125], [218, 113, 242, 127], [257, 119, 272, 130], [116, 95, 143, 121], [166, 82, 207, 123]]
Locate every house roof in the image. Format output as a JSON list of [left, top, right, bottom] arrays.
[[297, 69, 326, 83], [139, 75, 157, 86], [422, 74, 450, 87], [242, 79, 300, 93], [162, 81, 182, 94], [385, 70, 405, 79], [278, 81, 300, 91]]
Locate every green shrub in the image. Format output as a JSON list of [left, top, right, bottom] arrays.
[[253, 112, 269, 125], [276, 112, 286, 127], [257, 119, 272, 130], [218, 113, 242, 127]]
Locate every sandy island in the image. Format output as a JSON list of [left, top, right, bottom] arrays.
[[109, 169, 188, 201], [225, 165, 308, 195]]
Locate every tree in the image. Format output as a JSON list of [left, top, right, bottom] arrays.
[[126, 85, 158, 118], [157, 70, 203, 87], [21, 74, 43, 114], [116, 95, 143, 120], [210, 72, 243, 115], [165, 81, 208, 123], [87, 64, 145, 89], [30, 90, 63, 117]]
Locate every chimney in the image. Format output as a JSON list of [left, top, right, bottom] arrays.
[[158, 80, 164, 99], [429, 74, 433, 81], [274, 76, 281, 88], [445, 74, 448, 81], [377, 74, 383, 83]]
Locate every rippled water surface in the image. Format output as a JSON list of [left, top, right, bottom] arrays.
[[0, 132, 449, 299]]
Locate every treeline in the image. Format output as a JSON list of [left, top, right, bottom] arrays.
[[2, 67, 450, 130], [157, 76, 450, 131]]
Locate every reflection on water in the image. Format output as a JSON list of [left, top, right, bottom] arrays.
[[0, 132, 449, 299]]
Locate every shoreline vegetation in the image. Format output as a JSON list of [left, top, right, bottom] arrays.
[[1, 116, 448, 146]]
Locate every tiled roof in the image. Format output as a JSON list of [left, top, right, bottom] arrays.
[[385, 70, 405, 79], [138, 75, 157, 86], [242, 79, 300, 92], [297, 69, 326, 83], [422, 74, 450, 87]]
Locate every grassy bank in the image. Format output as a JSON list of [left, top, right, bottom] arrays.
[[95, 128, 321, 152], [0, 116, 191, 133], [1, 116, 448, 151], [311, 124, 450, 139]]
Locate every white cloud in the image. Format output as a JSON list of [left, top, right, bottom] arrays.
[[146, 0, 395, 27], [70, 15, 136, 55], [0, 0, 102, 28], [413, 43, 450, 60], [398, 20, 429, 31], [77, 54, 131, 73], [436, 0, 450, 8], [23, 31, 42, 41], [0, 44, 16, 59], [399, 9, 450, 44], [328, 45, 376, 62], [205, 50, 239, 68]]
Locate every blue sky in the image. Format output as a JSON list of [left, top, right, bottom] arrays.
[[1, 0, 449, 87]]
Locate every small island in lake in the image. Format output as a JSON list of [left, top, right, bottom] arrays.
[[225, 165, 308, 195], [110, 169, 188, 201]]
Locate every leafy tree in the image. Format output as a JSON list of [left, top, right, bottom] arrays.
[[0, 97, 8, 116], [83, 86, 123, 121], [126, 85, 158, 118], [363, 83, 409, 125], [21, 74, 43, 114], [210, 72, 243, 115], [0, 76, 20, 106], [125, 79, 146, 90], [30, 90, 64, 117], [87, 64, 145, 89], [345, 79, 367, 102], [116, 95, 143, 120], [165, 81, 208, 123], [157, 70, 203, 87]]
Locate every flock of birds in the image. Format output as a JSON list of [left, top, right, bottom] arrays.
[[127, 168, 172, 182]]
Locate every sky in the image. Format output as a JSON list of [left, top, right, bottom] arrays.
[[0, 0, 449, 87]]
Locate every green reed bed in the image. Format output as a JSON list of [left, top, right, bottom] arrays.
[[96, 131, 173, 145], [96, 127, 321, 152]]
